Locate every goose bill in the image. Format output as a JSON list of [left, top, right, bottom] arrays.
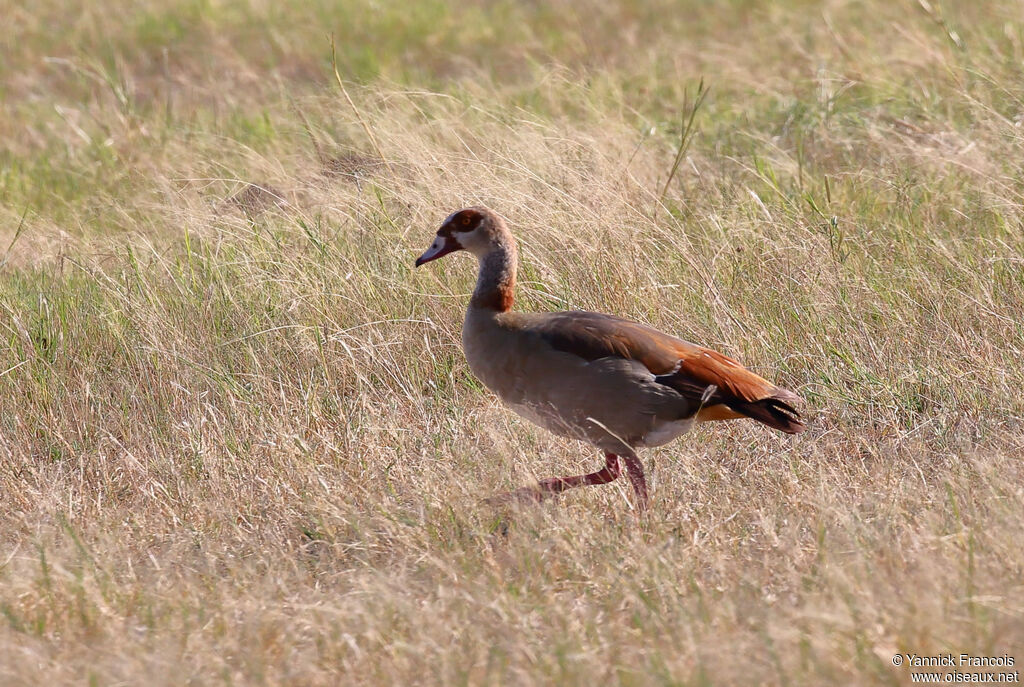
[[415, 235, 460, 267]]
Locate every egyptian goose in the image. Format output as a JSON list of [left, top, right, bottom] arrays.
[[415, 207, 804, 510]]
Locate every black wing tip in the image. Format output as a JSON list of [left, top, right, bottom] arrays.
[[728, 396, 806, 434], [767, 397, 806, 434]]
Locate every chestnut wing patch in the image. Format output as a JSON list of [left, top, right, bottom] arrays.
[[669, 346, 779, 403]]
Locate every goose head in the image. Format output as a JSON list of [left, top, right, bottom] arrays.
[[415, 206, 505, 266]]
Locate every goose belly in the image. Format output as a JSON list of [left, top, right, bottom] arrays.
[[639, 417, 695, 447], [495, 357, 692, 452], [507, 399, 587, 440]]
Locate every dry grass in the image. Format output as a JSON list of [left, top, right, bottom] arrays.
[[2, 0, 1023, 684]]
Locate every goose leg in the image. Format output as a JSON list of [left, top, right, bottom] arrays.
[[620, 454, 649, 512], [535, 452, 622, 495], [494, 452, 622, 505]]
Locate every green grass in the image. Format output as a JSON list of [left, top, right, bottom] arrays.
[[1, 0, 1023, 684]]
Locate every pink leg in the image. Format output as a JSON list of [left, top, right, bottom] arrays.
[[535, 452, 622, 495], [495, 453, 622, 504]]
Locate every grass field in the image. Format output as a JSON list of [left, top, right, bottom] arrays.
[[2, 0, 1023, 684]]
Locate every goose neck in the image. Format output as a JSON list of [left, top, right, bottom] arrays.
[[469, 242, 517, 313]]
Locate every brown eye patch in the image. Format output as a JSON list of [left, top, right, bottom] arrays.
[[454, 210, 480, 230], [440, 209, 481, 233]]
